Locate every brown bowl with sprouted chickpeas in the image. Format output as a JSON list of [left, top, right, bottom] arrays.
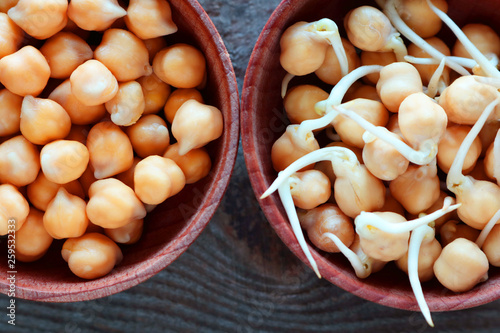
[[0, 0, 238, 301], [242, 0, 500, 325]]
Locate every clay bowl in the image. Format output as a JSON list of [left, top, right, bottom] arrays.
[[242, 0, 500, 311], [0, 0, 239, 302]]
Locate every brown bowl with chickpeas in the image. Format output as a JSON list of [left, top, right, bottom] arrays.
[[242, 0, 500, 325], [0, 0, 238, 301]]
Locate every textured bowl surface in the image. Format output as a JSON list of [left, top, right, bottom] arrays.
[[0, 0, 239, 302], [242, 0, 500, 311]]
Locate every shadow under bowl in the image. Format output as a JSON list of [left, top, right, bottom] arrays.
[[241, 0, 500, 311], [0, 0, 239, 302]]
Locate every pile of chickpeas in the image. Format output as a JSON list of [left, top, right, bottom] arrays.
[[0, 0, 223, 280], [264, 0, 500, 326]]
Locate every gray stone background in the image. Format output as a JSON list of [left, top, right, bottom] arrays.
[[1, 0, 500, 332]]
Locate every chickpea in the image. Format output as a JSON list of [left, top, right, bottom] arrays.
[[0, 46, 50, 97], [433, 238, 489, 292], [86, 121, 134, 179], [27, 172, 85, 211], [390, 163, 440, 215], [172, 99, 223, 155], [284, 85, 328, 124], [298, 203, 354, 253], [315, 38, 359, 86], [376, 62, 423, 113], [126, 115, 170, 158], [67, 0, 126, 32], [40, 140, 89, 185], [20, 95, 72, 145], [116, 157, 141, 190], [362, 130, 409, 181], [453, 24, 500, 61], [95, 29, 152, 82], [8, 0, 67, 40], [360, 51, 397, 85], [482, 224, 500, 266], [125, 0, 177, 40], [289, 170, 331, 210], [104, 218, 143, 245], [49, 80, 107, 125], [144, 37, 168, 63], [396, 0, 448, 38], [62, 233, 123, 279], [440, 220, 480, 247], [0, 135, 40, 187], [153, 44, 206, 88], [15, 209, 53, 262], [137, 73, 171, 115], [134, 156, 186, 205], [43, 188, 88, 239], [87, 178, 146, 229], [105, 81, 145, 126], [40, 32, 93, 79], [0, 89, 22, 136], [0, 13, 23, 59], [164, 143, 212, 184], [437, 125, 482, 174], [0, 184, 29, 236], [70, 59, 119, 107], [333, 98, 389, 148], [164, 88, 204, 124]]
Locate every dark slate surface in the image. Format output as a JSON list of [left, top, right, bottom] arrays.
[[1, 0, 500, 332]]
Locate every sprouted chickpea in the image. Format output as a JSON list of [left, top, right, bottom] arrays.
[[345, 6, 407, 61], [171, 99, 223, 156], [67, 0, 126, 32], [43, 187, 89, 239], [314, 142, 363, 185], [86, 178, 146, 229], [104, 218, 144, 245], [284, 85, 328, 124], [15, 209, 53, 262], [484, 130, 500, 184], [0, 12, 23, 59], [20, 95, 72, 145], [360, 51, 397, 85], [437, 125, 482, 174], [70, 59, 119, 106], [95, 29, 153, 82], [27, 172, 84, 211], [0, 184, 29, 236], [164, 143, 212, 184], [280, 19, 348, 77], [40, 32, 93, 79], [8, 0, 67, 40], [478, 211, 500, 266], [298, 203, 355, 253], [440, 220, 480, 247], [137, 73, 171, 115], [453, 24, 500, 65], [446, 98, 500, 229], [0, 135, 40, 187], [289, 170, 331, 210], [62, 233, 123, 280], [105, 81, 145, 126], [86, 121, 134, 179], [315, 38, 359, 86], [125, 0, 177, 40], [395, 0, 448, 38], [0, 89, 22, 136], [134, 156, 186, 205], [0, 46, 50, 97], [153, 44, 206, 89], [433, 238, 489, 292]]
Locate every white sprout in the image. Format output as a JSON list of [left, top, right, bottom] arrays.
[[447, 97, 500, 189], [281, 73, 295, 98], [407, 224, 435, 327], [383, 0, 469, 76], [324, 233, 372, 279], [426, 57, 446, 98], [426, 0, 500, 78], [355, 197, 460, 235], [476, 209, 500, 248], [334, 105, 437, 165], [494, 130, 500, 183]]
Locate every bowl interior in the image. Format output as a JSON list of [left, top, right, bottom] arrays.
[[0, 0, 239, 302], [242, 0, 500, 311]]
